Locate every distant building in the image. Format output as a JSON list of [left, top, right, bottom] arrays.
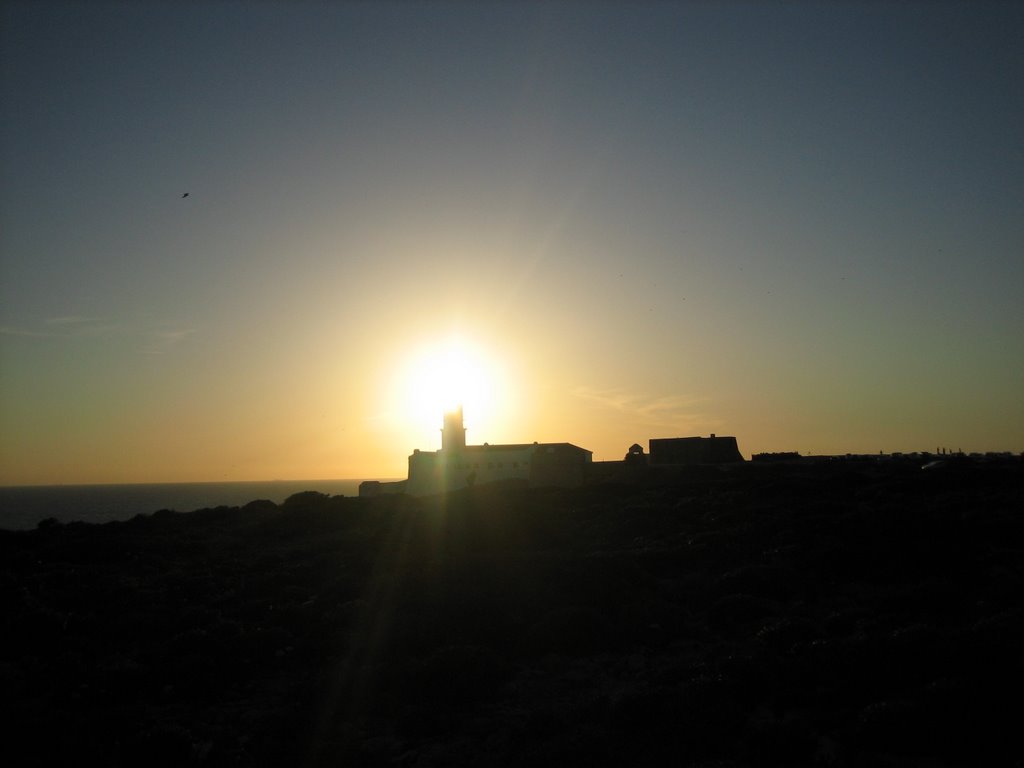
[[359, 405, 751, 498], [360, 406, 592, 497], [648, 434, 744, 465]]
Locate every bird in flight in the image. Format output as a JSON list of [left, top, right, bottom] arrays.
[[181, 192, 189, 198]]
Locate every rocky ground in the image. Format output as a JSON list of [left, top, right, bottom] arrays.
[[3, 460, 1022, 766]]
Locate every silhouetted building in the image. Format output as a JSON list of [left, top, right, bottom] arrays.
[[624, 443, 647, 466], [648, 434, 743, 465], [359, 410, 751, 498], [361, 408, 592, 497], [441, 406, 466, 451]]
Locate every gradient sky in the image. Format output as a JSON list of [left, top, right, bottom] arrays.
[[2, 1, 1022, 484]]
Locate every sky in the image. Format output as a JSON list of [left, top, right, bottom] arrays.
[[1, 1, 1022, 485]]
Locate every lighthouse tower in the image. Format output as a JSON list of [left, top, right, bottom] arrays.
[[441, 406, 466, 451]]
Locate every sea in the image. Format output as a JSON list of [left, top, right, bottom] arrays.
[[0, 479, 395, 531]]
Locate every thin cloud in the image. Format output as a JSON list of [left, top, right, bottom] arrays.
[[0, 326, 56, 338], [2, 318, 193, 353], [571, 385, 711, 429], [3, 317, 118, 338], [140, 329, 195, 355], [44, 316, 93, 326]]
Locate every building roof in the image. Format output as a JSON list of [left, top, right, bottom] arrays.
[[471, 442, 589, 453], [413, 442, 592, 456]]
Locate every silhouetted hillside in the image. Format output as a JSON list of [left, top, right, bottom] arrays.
[[2, 461, 1022, 766]]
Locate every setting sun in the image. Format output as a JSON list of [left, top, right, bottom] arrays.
[[394, 336, 507, 446]]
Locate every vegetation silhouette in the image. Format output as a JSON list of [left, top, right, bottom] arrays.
[[2, 460, 1022, 766]]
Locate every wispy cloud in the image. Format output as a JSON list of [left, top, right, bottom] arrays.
[[2, 316, 118, 338], [140, 329, 196, 355], [2, 318, 196, 354], [0, 325, 56, 338], [571, 385, 712, 430], [44, 315, 93, 327]]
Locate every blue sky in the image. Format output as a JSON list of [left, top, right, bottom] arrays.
[[2, 1, 1022, 483]]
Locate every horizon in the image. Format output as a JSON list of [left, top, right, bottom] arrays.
[[2, 425, 1016, 490], [2, 2, 1022, 485], [0, 476, 403, 490]]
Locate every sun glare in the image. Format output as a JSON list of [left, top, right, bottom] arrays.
[[394, 336, 505, 446]]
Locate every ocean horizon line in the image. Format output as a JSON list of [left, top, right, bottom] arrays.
[[0, 478, 402, 531], [0, 477, 403, 490]]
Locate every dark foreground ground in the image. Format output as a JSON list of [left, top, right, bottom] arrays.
[[3, 460, 1023, 767]]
